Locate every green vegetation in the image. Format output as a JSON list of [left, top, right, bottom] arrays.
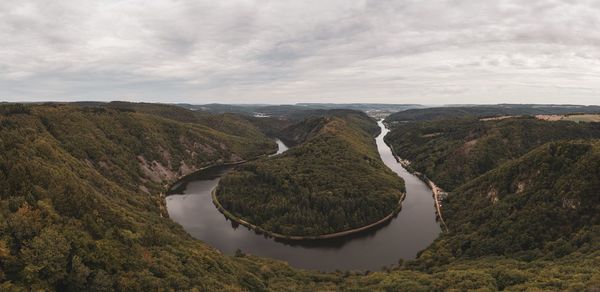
[[384, 116, 600, 190], [0, 102, 598, 290], [338, 252, 599, 291], [375, 114, 600, 290], [0, 103, 290, 290], [216, 111, 405, 236], [432, 140, 599, 259], [379, 140, 600, 291]]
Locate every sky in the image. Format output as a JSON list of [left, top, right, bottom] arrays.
[[1, 0, 599, 105]]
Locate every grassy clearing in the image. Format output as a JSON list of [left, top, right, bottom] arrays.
[[562, 114, 600, 123], [536, 114, 600, 123]]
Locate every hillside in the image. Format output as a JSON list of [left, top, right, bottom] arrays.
[[276, 109, 380, 146], [336, 140, 600, 291], [438, 140, 600, 258], [384, 116, 600, 191], [386, 104, 600, 122], [76, 101, 277, 140], [216, 111, 405, 237], [0, 103, 297, 290], [390, 140, 600, 288]]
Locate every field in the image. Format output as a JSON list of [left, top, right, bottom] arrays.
[[536, 114, 600, 122], [563, 114, 600, 122]]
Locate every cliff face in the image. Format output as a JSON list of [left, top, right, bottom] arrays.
[[441, 140, 600, 257]]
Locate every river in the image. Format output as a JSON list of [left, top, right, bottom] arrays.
[[166, 122, 440, 271]]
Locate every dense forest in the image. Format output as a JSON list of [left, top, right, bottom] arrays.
[[216, 111, 405, 236], [434, 140, 599, 259], [0, 102, 598, 290], [384, 116, 600, 191], [0, 103, 295, 290], [369, 140, 599, 291]]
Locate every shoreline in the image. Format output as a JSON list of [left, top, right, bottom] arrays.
[[165, 146, 280, 196], [160, 143, 280, 217], [211, 188, 406, 241], [385, 141, 449, 232]]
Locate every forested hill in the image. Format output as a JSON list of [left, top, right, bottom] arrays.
[[216, 111, 405, 237], [384, 117, 600, 191], [386, 104, 600, 122], [339, 140, 600, 291], [76, 101, 280, 139], [277, 109, 380, 146], [0, 103, 299, 290], [437, 140, 600, 259]]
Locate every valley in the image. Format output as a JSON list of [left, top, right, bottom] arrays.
[[166, 120, 440, 271], [0, 102, 598, 290]]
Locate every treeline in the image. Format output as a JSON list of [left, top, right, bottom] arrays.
[[217, 111, 405, 236], [386, 104, 600, 122]]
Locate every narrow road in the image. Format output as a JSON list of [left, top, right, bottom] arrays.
[[426, 180, 448, 232]]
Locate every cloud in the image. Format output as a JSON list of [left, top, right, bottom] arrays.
[[0, 0, 599, 104]]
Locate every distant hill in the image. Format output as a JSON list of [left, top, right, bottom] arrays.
[[295, 103, 424, 113], [386, 104, 600, 122], [181, 103, 424, 118]]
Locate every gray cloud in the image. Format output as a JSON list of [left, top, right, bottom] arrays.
[[1, 0, 599, 104]]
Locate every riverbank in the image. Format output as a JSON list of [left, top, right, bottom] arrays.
[[161, 142, 281, 217], [165, 142, 283, 194], [212, 187, 406, 241], [385, 142, 448, 232]]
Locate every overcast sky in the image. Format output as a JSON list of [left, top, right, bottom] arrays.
[[1, 0, 599, 105]]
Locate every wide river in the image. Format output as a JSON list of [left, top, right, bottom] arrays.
[[166, 121, 441, 271]]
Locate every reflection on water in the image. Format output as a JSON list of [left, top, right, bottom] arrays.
[[167, 127, 440, 271]]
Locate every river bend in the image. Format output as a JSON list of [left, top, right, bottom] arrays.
[[166, 123, 440, 271]]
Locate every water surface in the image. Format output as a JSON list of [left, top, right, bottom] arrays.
[[167, 126, 440, 271]]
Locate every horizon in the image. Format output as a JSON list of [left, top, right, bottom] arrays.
[[5, 100, 600, 107]]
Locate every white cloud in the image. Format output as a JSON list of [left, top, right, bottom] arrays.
[[0, 0, 599, 104]]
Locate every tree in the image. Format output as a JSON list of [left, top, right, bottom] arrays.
[[21, 227, 71, 287]]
